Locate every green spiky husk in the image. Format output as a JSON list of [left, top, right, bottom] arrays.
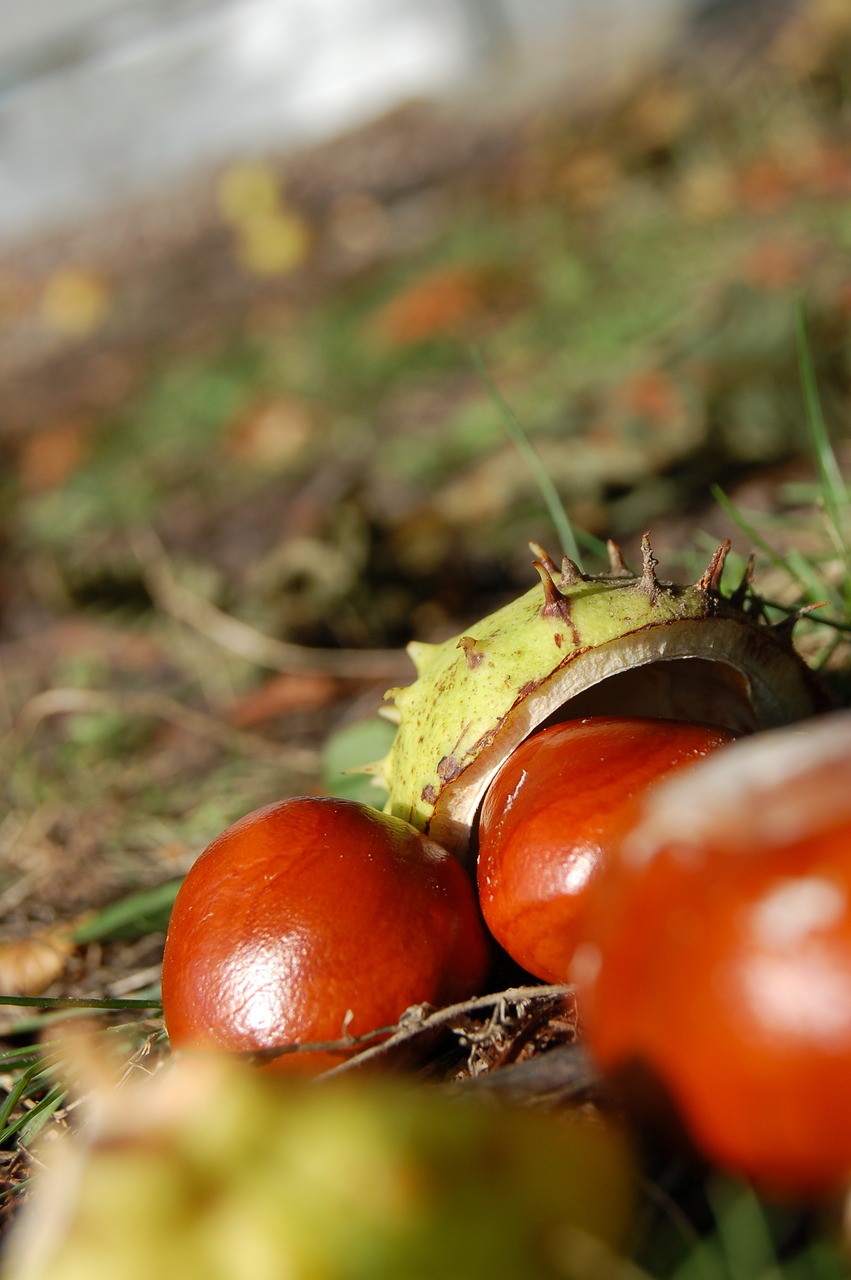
[[379, 541, 825, 860]]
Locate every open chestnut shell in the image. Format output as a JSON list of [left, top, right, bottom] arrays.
[[378, 539, 824, 863]]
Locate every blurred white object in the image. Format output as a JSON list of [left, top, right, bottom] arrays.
[[0, 0, 692, 247]]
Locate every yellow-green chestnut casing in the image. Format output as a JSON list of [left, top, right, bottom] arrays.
[[379, 538, 826, 861]]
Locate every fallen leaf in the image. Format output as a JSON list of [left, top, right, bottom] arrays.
[[741, 238, 813, 291], [223, 398, 314, 468], [736, 156, 795, 214], [614, 370, 687, 428], [18, 421, 92, 492], [40, 268, 111, 338], [224, 672, 344, 728], [0, 929, 76, 998], [370, 265, 493, 347]]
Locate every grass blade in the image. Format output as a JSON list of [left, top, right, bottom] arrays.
[[470, 346, 584, 570], [10, 1085, 67, 1145], [796, 302, 849, 565], [710, 486, 804, 586], [0, 995, 162, 1011], [72, 878, 182, 944]]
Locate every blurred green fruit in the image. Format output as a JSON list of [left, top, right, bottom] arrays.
[[8, 1055, 634, 1280]]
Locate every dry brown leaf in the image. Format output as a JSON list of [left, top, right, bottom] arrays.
[[0, 930, 76, 998], [613, 370, 687, 429], [224, 672, 344, 728], [369, 265, 492, 347], [741, 238, 814, 292], [736, 156, 796, 215], [18, 421, 93, 493]]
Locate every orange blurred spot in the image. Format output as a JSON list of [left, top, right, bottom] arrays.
[[370, 266, 490, 347], [615, 371, 685, 428], [742, 239, 812, 291], [225, 673, 342, 728], [810, 143, 851, 197], [736, 156, 795, 214], [19, 421, 91, 492]]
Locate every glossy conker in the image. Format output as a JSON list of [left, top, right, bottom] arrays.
[[161, 796, 491, 1073], [572, 711, 851, 1198], [477, 716, 735, 982]]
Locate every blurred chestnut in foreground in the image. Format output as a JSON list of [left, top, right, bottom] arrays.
[[162, 797, 491, 1073], [477, 717, 735, 982], [572, 710, 851, 1199], [7, 1055, 635, 1280]]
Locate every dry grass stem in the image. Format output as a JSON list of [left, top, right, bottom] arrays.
[[133, 529, 412, 680], [7, 686, 320, 769], [250, 984, 579, 1076]]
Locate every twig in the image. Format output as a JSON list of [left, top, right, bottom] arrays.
[[7, 687, 320, 770], [131, 529, 412, 680], [252, 985, 598, 1106], [245, 985, 574, 1072]]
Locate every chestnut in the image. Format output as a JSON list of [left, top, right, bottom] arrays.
[[571, 711, 851, 1199], [477, 716, 735, 982], [161, 796, 491, 1073]]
